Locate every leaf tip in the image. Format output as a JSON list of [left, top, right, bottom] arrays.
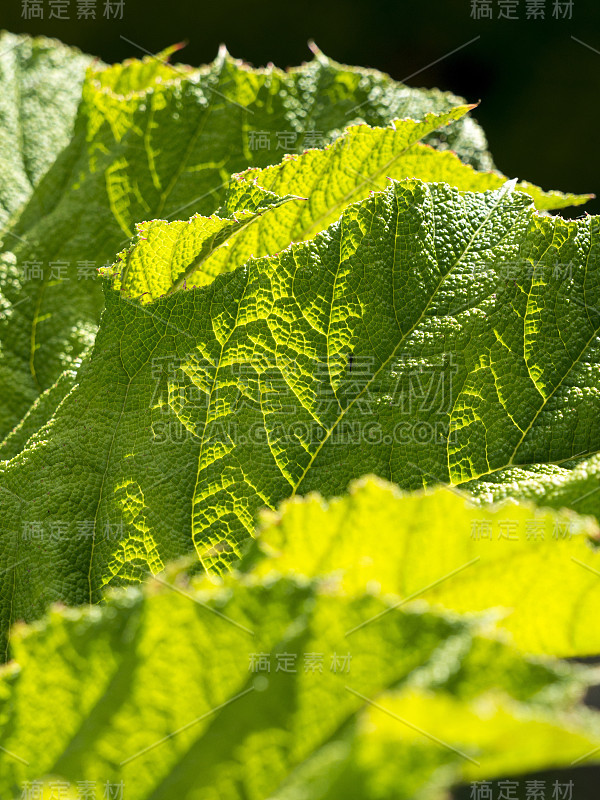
[[172, 41, 188, 55], [501, 177, 518, 196]]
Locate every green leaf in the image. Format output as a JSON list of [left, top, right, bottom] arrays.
[[295, 688, 600, 800], [105, 186, 302, 302], [0, 41, 495, 439], [103, 105, 477, 302], [2, 179, 600, 654], [227, 116, 591, 246], [0, 32, 92, 229], [107, 105, 590, 304], [249, 476, 600, 656], [0, 567, 597, 799]]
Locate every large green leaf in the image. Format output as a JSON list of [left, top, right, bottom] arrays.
[[248, 476, 600, 656], [0, 41, 498, 439], [0, 31, 92, 229], [0, 566, 597, 799], [2, 179, 600, 654], [108, 105, 589, 303]]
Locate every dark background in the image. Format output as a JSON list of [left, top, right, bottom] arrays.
[[1, 0, 599, 214], [1, 0, 600, 796]]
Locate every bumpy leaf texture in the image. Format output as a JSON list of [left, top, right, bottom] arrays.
[[0, 31, 92, 228], [467, 454, 600, 525], [248, 477, 600, 656], [0, 40, 504, 438], [1, 177, 599, 654], [0, 558, 598, 798], [108, 106, 589, 302]]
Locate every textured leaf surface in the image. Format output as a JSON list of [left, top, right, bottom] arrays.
[[249, 477, 600, 656], [0, 42, 494, 439], [0, 369, 77, 462], [108, 105, 589, 303], [468, 454, 600, 525], [0, 568, 597, 799], [227, 118, 591, 245], [106, 183, 304, 301], [2, 179, 600, 653], [0, 32, 92, 228]]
